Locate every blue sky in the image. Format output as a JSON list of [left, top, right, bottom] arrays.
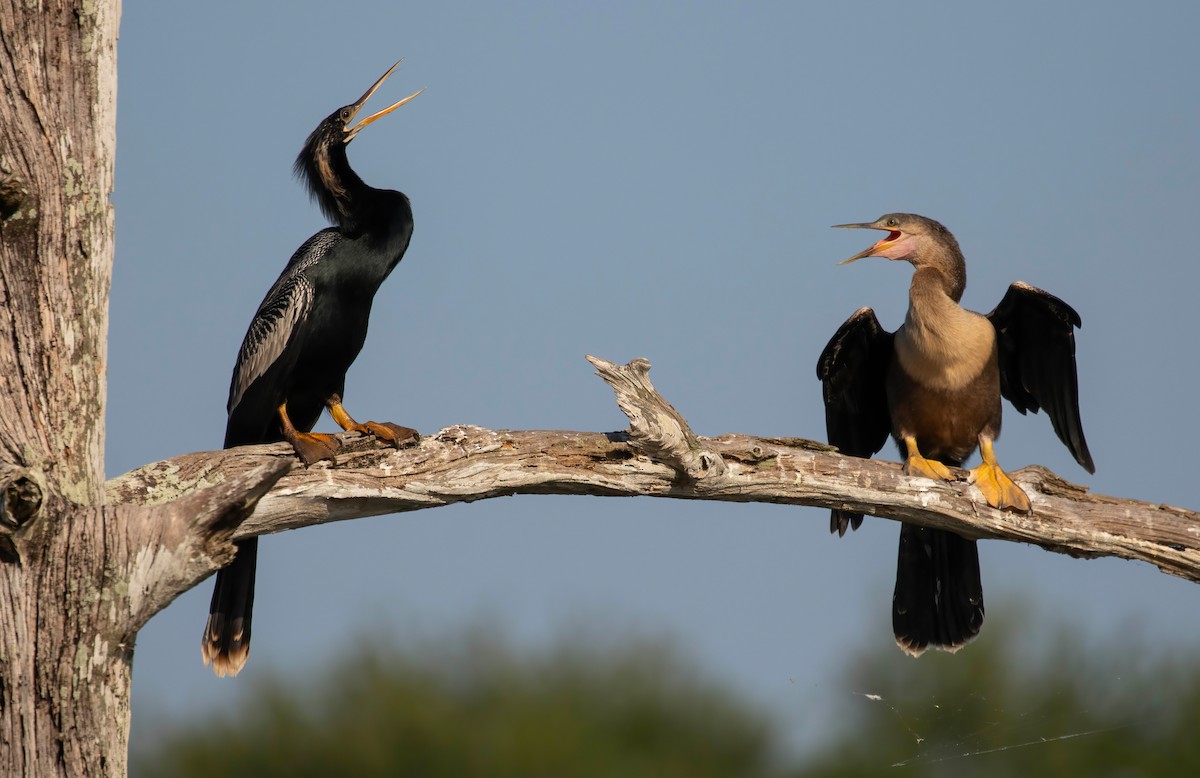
[[111, 1, 1200, 761]]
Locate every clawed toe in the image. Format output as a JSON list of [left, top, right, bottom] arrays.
[[968, 463, 1031, 513], [290, 432, 339, 466], [904, 455, 955, 482], [363, 421, 420, 448]]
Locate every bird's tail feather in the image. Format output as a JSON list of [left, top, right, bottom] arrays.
[[892, 524, 983, 656], [830, 509, 864, 536], [201, 538, 257, 677]]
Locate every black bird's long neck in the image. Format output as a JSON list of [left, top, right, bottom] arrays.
[[297, 138, 379, 235], [296, 127, 414, 280]]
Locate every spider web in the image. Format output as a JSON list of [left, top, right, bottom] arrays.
[[851, 689, 1139, 768]]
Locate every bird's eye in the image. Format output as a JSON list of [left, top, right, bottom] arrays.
[[339, 108, 352, 123], [886, 218, 898, 227]]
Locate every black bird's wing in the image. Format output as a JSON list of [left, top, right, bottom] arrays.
[[227, 274, 315, 417], [816, 307, 895, 534], [204, 230, 338, 677], [987, 282, 1094, 473], [224, 230, 342, 445]]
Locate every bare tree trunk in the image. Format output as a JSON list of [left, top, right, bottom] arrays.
[[0, 1, 127, 773], [0, 10, 280, 771]]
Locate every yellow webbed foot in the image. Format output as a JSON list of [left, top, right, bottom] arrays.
[[904, 454, 955, 481], [968, 462, 1030, 512], [969, 436, 1031, 513], [901, 436, 955, 481]]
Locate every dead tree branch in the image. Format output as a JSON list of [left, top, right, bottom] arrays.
[[106, 357, 1200, 610]]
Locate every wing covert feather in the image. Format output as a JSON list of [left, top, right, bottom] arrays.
[[227, 276, 314, 415], [816, 308, 895, 535], [987, 281, 1094, 473], [817, 307, 894, 460], [225, 230, 341, 416]]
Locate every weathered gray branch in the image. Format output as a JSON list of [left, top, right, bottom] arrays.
[[586, 355, 726, 479], [107, 357, 1200, 603], [122, 460, 291, 632]]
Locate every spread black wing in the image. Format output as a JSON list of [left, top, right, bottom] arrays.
[[816, 307, 895, 534], [987, 282, 1094, 473]]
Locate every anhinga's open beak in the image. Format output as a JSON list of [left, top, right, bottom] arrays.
[[832, 221, 901, 265], [344, 60, 425, 143]]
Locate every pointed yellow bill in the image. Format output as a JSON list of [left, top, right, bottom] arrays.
[[342, 60, 425, 142], [831, 222, 896, 265], [346, 88, 424, 141]]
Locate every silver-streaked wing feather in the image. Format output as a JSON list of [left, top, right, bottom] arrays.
[[226, 230, 341, 415], [227, 275, 314, 415]]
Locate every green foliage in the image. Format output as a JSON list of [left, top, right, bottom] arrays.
[[806, 614, 1200, 777], [136, 615, 1200, 777], [134, 633, 785, 778]]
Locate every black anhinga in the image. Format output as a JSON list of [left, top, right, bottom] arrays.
[[817, 213, 1094, 656], [201, 62, 424, 677]]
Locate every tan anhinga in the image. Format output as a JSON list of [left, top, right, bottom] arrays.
[[817, 213, 1094, 655], [202, 63, 424, 677]]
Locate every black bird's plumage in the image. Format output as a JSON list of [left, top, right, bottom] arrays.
[[203, 64, 421, 676], [817, 214, 1092, 655]]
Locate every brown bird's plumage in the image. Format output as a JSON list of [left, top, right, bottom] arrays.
[[817, 213, 1093, 656]]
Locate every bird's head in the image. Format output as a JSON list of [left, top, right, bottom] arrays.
[[296, 61, 424, 225], [305, 61, 424, 150], [833, 213, 957, 266], [833, 213, 966, 299]]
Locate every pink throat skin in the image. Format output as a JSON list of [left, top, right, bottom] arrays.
[[872, 231, 917, 261]]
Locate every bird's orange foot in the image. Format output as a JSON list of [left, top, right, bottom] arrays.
[[904, 454, 955, 482], [288, 431, 340, 466], [968, 462, 1031, 513], [359, 421, 420, 448], [325, 397, 419, 449]]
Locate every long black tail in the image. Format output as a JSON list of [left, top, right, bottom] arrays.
[[201, 538, 257, 677], [892, 524, 983, 656]]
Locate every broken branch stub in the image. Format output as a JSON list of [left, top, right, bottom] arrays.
[[587, 355, 726, 479]]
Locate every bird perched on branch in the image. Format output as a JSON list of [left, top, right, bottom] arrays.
[[202, 62, 424, 677], [817, 213, 1093, 656]]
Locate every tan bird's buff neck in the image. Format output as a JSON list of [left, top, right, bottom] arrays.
[[894, 267, 995, 391]]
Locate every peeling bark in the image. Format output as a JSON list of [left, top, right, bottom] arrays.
[[107, 358, 1200, 587], [0, 1, 131, 774]]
